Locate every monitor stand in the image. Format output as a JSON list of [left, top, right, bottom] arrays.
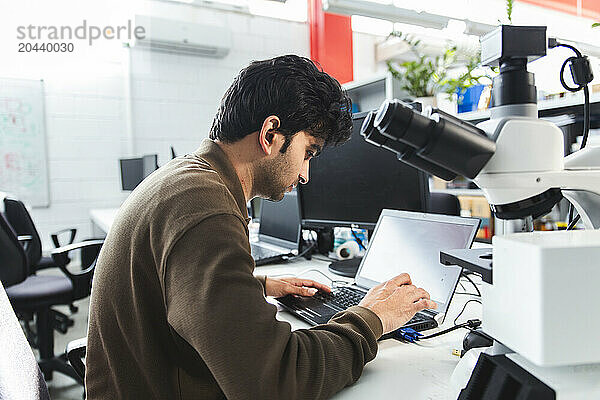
[[328, 257, 362, 278]]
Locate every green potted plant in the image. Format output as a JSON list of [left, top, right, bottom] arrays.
[[386, 32, 487, 109]]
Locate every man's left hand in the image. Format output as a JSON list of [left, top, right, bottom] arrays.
[[265, 277, 332, 298]]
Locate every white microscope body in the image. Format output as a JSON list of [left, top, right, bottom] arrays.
[[475, 113, 600, 229], [363, 24, 600, 398], [464, 110, 600, 398]]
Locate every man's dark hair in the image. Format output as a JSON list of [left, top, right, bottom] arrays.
[[209, 55, 352, 152]]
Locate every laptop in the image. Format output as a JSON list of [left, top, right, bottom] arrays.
[[251, 191, 301, 266], [277, 209, 480, 331]]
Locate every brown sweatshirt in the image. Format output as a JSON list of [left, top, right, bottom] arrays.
[[85, 139, 383, 400]]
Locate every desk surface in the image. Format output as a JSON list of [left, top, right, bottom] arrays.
[[91, 208, 483, 398], [90, 208, 119, 235], [257, 258, 482, 400]]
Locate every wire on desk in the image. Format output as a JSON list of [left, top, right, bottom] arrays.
[[453, 299, 482, 326], [419, 319, 481, 340]]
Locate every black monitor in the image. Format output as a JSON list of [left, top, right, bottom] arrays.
[[119, 154, 158, 191], [298, 111, 430, 230], [298, 111, 430, 277], [259, 190, 301, 246]]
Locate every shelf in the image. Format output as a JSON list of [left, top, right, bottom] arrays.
[[430, 188, 484, 196], [459, 91, 600, 122], [343, 73, 406, 113]]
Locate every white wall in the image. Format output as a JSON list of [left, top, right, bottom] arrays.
[[0, 0, 308, 249], [129, 4, 309, 163]]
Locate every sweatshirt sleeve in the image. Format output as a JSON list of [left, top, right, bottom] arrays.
[[162, 213, 381, 400], [255, 274, 267, 295]]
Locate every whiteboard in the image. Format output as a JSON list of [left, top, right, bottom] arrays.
[[0, 78, 49, 207]]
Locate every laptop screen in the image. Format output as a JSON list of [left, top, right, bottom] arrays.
[[258, 191, 301, 246], [355, 210, 480, 315]]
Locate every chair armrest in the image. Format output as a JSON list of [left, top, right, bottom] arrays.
[[50, 240, 104, 269], [17, 235, 33, 252], [51, 228, 77, 248], [51, 240, 104, 299], [66, 337, 87, 381]]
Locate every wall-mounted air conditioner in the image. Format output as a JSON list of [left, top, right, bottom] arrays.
[[133, 15, 232, 58]]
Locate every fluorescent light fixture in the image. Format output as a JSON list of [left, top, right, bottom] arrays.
[[392, 0, 423, 13], [249, 0, 307, 22], [205, 0, 248, 7], [160, 0, 248, 11], [351, 15, 393, 36], [360, 0, 393, 5], [445, 19, 466, 34]]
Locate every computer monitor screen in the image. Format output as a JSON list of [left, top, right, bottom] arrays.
[[120, 154, 158, 191], [259, 190, 301, 245], [142, 154, 158, 178], [298, 111, 429, 229]]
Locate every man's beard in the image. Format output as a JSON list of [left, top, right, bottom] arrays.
[[254, 152, 294, 201]]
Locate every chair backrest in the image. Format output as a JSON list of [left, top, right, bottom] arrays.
[[3, 198, 42, 267], [0, 280, 50, 400], [0, 213, 29, 287], [428, 192, 462, 216]]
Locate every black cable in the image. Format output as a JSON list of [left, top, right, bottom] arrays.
[[419, 319, 481, 340], [559, 56, 582, 92], [568, 205, 575, 227], [549, 40, 593, 228], [285, 242, 316, 261], [582, 85, 590, 148], [350, 228, 366, 250], [453, 299, 482, 326], [567, 214, 581, 230], [461, 273, 481, 297]]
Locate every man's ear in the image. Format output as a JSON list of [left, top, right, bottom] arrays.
[[258, 115, 281, 156]]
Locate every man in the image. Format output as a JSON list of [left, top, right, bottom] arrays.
[[86, 55, 436, 399]]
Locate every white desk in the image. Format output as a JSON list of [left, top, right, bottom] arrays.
[[257, 258, 482, 400], [90, 208, 119, 237], [90, 208, 483, 398]]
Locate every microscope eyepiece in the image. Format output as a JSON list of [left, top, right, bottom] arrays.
[[364, 100, 496, 180]]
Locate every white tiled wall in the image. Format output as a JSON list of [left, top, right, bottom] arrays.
[[1, 1, 309, 249], [129, 11, 309, 165]]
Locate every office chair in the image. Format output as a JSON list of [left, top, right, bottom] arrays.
[[2, 197, 97, 338], [0, 279, 50, 400], [66, 337, 87, 382], [3, 197, 77, 273], [428, 192, 462, 216], [0, 213, 103, 384]]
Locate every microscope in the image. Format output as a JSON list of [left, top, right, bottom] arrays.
[[362, 25, 600, 399]]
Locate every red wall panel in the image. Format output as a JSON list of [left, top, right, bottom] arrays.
[[308, 0, 354, 84], [519, 0, 600, 20]]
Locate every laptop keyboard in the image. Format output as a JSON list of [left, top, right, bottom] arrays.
[[315, 287, 365, 309], [251, 244, 281, 260], [314, 286, 429, 325]]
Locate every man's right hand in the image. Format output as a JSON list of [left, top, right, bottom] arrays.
[[358, 273, 437, 335]]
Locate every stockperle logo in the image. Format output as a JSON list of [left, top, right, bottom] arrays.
[[16, 19, 146, 53]]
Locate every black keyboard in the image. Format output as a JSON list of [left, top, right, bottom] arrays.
[[315, 287, 429, 325], [314, 287, 365, 310]]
